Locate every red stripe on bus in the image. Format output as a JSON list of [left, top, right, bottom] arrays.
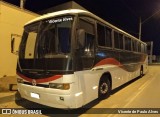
[[94, 58, 122, 67], [17, 72, 62, 83]]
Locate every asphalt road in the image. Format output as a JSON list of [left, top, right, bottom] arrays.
[[0, 65, 160, 117]]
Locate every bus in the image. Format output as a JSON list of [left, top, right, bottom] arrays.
[[16, 9, 148, 109]]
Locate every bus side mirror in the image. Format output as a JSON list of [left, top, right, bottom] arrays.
[[77, 29, 85, 48]]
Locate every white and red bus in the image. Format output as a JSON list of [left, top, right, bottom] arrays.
[[17, 9, 148, 109]]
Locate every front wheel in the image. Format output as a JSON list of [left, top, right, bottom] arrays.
[[98, 78, 111, 100], [15, 91, 23, 101]]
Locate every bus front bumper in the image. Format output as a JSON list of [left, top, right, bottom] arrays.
[[17, 83, 82, 109]]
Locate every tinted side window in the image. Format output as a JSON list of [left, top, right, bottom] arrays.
[[97, 23, 112, 48], [119, 33, 123, 49], [79, 19, 95, 52], [132, 39, 137, 52], [78, 17, 95, 69], [137, 42, 141, 52], [97, 23, 105, 46], [125, 36, 131, 51], [144, 45, 147, 53], [114, 31, 123, 49], [114, 32, 119, 49], [141, 43, 145, 53], [79, 19, 94, 34], [105, 27, 112, 47]]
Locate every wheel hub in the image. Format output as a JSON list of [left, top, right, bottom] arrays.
[[100, 82, 108, 94]]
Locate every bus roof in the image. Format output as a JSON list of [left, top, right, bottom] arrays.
[[25, 9, 87, 25], [25, 9, 146, 45]]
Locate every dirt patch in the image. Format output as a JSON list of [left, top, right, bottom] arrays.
[[0, 76, 17, 92]]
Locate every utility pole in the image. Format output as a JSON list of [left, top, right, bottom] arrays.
[[20, 0, 26, 9], [139, 17, 142, 40], [139, 8, 160, 40]]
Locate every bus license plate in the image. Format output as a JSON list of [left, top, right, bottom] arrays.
[[31, 92, 40, 99]]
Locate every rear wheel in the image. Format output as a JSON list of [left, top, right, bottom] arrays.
[[98, 77, 111, 100], [140, 66, 143, 78]]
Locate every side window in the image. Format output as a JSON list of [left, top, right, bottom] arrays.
[[144, 44, 147, 53], [84, 33, 94, 52], [78, 17, 95, 70], [141, 43, 145, 53], [137, 42, 141, 52], [79, 19, 94, 34], [132, 39, 137, 52], [114, 32, 119, 49], [79, 18, 95, 53], [124, 36, 131, 51], [105, 27, 112, 47], [97, 23, 105, 46], [97, 23, 112, 47], [114, 31, 123, 49]]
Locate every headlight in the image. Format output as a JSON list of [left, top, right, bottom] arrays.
[[17, 78, 23, 83], [49, 83, 70, 90]]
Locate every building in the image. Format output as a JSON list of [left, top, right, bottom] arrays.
[[0, 1, 39, 78], [39, 1, 87, 14], [146, 41, 153, 63]]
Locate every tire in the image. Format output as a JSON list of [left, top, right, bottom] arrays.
[[15, 91, 23, 101], [98, 77, 111, 100], [140, 66, 143, 78]]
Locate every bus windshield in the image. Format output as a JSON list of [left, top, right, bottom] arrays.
[[20, 16, 73, 59], [18, 16, 73, 72]]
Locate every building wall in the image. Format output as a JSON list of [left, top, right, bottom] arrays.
[[39, 1, 87, 14], [0, 1, 39, 77]]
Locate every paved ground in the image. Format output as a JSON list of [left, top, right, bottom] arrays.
[[0, 65, 160, 117]]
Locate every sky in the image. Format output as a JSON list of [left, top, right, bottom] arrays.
[[3, 0, 160, 55]]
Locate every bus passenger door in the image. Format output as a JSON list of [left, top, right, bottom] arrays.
[[76, 17, 95, 70], [75, 17, 98, 104]]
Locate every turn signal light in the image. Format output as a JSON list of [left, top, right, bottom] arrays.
[[49, 83, 70, 90]]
